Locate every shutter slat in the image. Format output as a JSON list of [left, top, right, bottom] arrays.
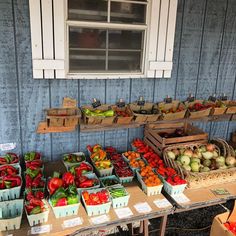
[[156, 0, 170, 78], [53, 0, 66, 78], [41, 0, 54, 79], [33, 60, 65, 70], [29, 0, 43, 78], [164, 0, 178, 78], [150, 61, 172, 71], [146, 0, 160, 78]]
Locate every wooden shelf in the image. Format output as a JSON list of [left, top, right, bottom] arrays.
[[37, 122, 77, 134]]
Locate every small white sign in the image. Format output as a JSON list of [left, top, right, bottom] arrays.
[[172, 193, 190, 204], [90, 215, 110, 225], [31, 225, 51, 234], [0, 143, 16, 151], [114, 207, 133, 219], [153, 199, 172, 208], [63, 217, 83, 228], [134, 202, 152, 213]]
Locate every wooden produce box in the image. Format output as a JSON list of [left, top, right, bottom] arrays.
[[185, 100, 212, 119], [225, 100, 236, 114], [129, 102, 161, 123], [45, 108, 81, 127], [144, 123, 208, 155], [204, 100, 227, 116], [158, 100, 187, 120], [112, 105, 134, 124], [82, 105, 115, 125]]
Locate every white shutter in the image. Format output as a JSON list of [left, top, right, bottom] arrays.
[[146, 0, 178, 78], [29, 0, 66, 79]]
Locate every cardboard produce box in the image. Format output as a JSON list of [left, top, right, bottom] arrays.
[[210, 201, 236, 236]]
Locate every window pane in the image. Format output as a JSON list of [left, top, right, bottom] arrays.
[[109, 30, 143, 49], [68, 0, 107, 22], [69, 27, 106, 49], [108, 51, 141, 72], [110, 2, 146, 24], [69, 50, 106, 72]]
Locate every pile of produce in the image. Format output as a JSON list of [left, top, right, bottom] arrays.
[[48, 172, 79, 207], [0, 165, 20, 177], [108, 186, 128, 199], [26, 159, 43, 169], [24, 152, 41, 162], [132, 106, 159, 115], [166, 143, 236, 172], [87, 145, 113, 170], [0, 152, 19, 165], [123, 151, 140, 161], [25, 165, 45, 189], [224, 221, 236, 235], [25, 189, 47, 215], [159, 128, 187, 138], [188, 102, 212, 112], [70, 162, 93, 176], [74, 175, 99, 189], [159, 105, 185, 114], [139, 166, 162, 187], [82, 189, 110, 205], [0, 175, 21, 189], [100, 176, 119, 187], [114, 108, 132, 117], [83, 108, 114, 117], [63, 153, 86, 164]]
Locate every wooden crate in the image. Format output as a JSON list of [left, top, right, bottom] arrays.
[[185, 100, 211, 119], [45, 108, 81, 127], [144, 122, 208, 155], [112, 105, 134, 124], [82, 105, 115, 125], [129, 102, 161, 123], [204, 101, 227, 116], [225, 101, 236, 114], [158, 100, 187, 120]]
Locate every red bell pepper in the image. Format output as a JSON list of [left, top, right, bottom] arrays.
[[56, 197, 67, 206], [62, 172, 74, 187], [47, 177, 63, 195]]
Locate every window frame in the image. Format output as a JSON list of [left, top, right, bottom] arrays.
[[65, 0, 151, 79]]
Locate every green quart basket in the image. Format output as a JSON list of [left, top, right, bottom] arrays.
[[63, 152, 86, 170], [49, 198, 80, 218], [108, 186, 130, 209], [136, 172, 163, 196], [163, 180, 187, 195], [0, 199, 24, 231], [77, 173, 100, 194], [100, 175, 120, 187], [82, 188, 111, 216], [25, 200, 49, 226], [0, 180, 22, 201]]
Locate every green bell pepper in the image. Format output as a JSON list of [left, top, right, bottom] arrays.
[[51, 187, 67, 207]]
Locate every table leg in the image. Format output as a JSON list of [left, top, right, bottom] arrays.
[[139, 221, 144, 234], [143, 219, 149, 236], [159, 215, 168, 236], [127, 223, 134, 236]]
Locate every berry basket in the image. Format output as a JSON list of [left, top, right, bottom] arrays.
[[0, 176, 22, 201], [25, 200, 50, 226], [0, 199, 24, 231], [163, 180, 187, 195], [62, 152, 86, 170], [136, 171, 163, 196], [49, 197, 80, 218], [82, 188, 111, 216], [77, 173, 100, 193], [94, 164, 114, 177], [100, 175, 120, 187], [108, 185, 130, 208]]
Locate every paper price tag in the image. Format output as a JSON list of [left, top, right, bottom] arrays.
[[31, 225, 51, 234], [172, 193, 190, 204], [114, 207, 133, 219], [63, 217, 83, 228], [154, 199, 172, 208], [90, 215, 109, 225], [134, 202, 152, 213], [0, 143, 16, 151]]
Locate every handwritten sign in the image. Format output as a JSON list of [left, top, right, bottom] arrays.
[[0, 143, 16, 151], [90, 215, 109, 225], [114, 207, 133, 219], [63, 217, 83, 228], [31, 225, 51, 234], [154, 199, 172, 208], [134, 202, 152, 213]]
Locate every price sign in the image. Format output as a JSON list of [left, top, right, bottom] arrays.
[[90, 215, 109, 225], [114, 207, 133, 219], [62, 217, 83, 228], [134, 202, 152, 213], [153, 199, 172, 208], [172, 193, 190, 204], [0, 143, 16, 151], [31, 225, 51, 234]]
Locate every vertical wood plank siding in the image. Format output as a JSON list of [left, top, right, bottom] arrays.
[[0, 0, 235, 160]]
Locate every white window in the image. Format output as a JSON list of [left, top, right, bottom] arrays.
[[29, 0, 178, 79]]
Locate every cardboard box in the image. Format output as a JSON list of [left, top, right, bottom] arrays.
[[210, 201, 236, 236]]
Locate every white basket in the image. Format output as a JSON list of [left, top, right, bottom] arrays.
[[0, 180, 22, 201], [163, 180, 187, 195], [63, 152, 86, 170], [25, 200, 50, 226], [82, 188, 111, 216], [95, 165, 114, 177], [49, 199, 80, 218], [136, 172, 163, 196], [108, 186, 130, 208], [0, 199, 23, 231]]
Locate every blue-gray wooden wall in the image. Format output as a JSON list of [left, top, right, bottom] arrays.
[[0, 0, 236, 161]]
